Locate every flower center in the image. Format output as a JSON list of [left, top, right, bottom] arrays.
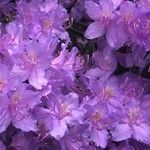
[[123, 11, 134, 23], [27, 52, 38, 65], [128, 107, 141, 125], [12, 91, 22, 104], [127, 88, 139, 97], [56, 102, 71, 119], [0, 80, 6, 92], [90, 112, 102, 124], [100, 87, 115, 101], [43, 20, 52, 30]]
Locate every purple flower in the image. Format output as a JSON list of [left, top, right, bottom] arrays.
[[106, 19, 129, 48], [16, 0, 68, 40], [51, 47, 84, 80], [38, 34, 59, 55], [128, 12, 150, 49], [120, 73, 144, 98], [0, 83, 40, 133], [12, 41, 50, 89], [6, 22, 26, 48], [106, 1, 136, 48], [35, 92, 84, 140], [86, 47, 117, 80], [111, 99, 150, 145], [16, 0, 40, 26], [94, 47, 117, 73], [39, 2, 68, 32], [85, 0, 116, 39], [81, 101, 115, 148], [87, 77, 124, 113], [119, 1, 136, 24]]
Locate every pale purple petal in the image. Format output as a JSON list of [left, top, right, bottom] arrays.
[[29, 69, 48, 89], [91, 129, 109, 148], [13, 116, 37, 132], [112, 0, 124, 9], [111, 124, 132, 141], [50, 119, 68, 140], [85, 68, 110, 80], [106, 22, 128, 48], [85, 21, 105, 39], [0, 108, 11, 133], [133, 123, 150, 145], [99, 0, 114, 16], [85, 1, 102, 20]]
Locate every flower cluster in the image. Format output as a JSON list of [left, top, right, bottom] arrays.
[[0, 0, 149, 149]]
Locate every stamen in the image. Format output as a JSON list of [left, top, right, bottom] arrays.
[[0, 79, 6, 92]]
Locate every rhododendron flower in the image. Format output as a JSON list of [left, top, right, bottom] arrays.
[[111, 99, 150, 145], [129, 12, 150, 49], [87, 47, 117, 80], [88, 77, 124, 112], [82, 101, 115, 148], [35, 93, 84, 140], [16, 0, 68, 40], [51, 47, 84, 80], [0, 83, 40, 133], [120, 73, 144, 98], [106, 1, 136, 48], [119, 1, 136, 24], [12, 41, 50, 89], [85, 0, 116, 39], [106, 20, 129, 48]]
